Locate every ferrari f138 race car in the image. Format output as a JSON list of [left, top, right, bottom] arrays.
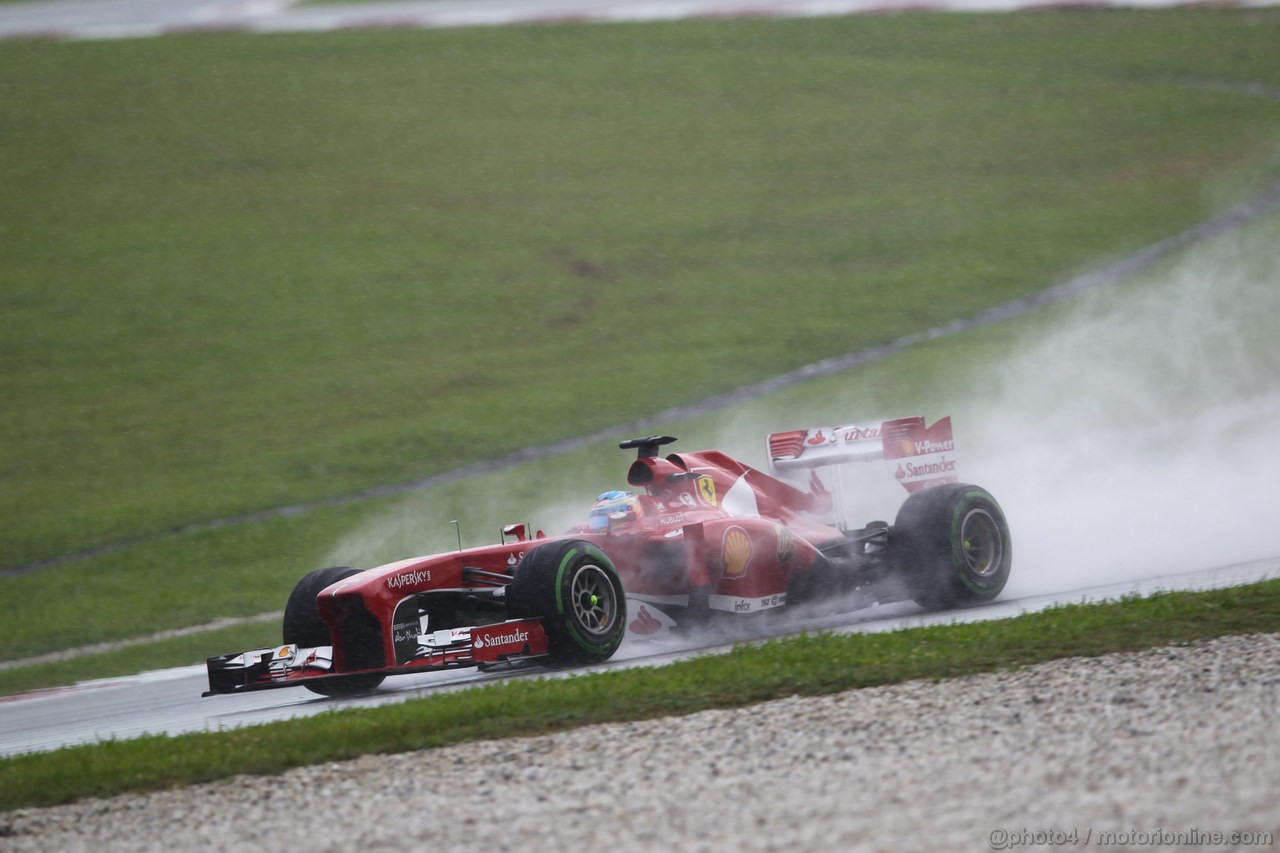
[[204, 416, 1011, 697]]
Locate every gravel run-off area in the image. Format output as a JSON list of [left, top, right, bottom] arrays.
[[4, 633, 1278, 852]]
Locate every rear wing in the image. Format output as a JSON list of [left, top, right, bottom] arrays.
[[766, 416, 958, 494]]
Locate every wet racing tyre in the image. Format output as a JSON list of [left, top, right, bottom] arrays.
[[283, 566, 387, 697], [893, 484, 1012, 611], [507, 540, 627, 666]]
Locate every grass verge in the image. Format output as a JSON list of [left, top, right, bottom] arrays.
[[2, 578, 1277, 813], [0, 307, 1061, 668], [0, 621, 278, 698], [3, 11, 1280, 568], [2, 9, 1278, 694], [4, 202, 1279, 684]]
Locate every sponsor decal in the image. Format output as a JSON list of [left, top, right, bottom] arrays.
[[776, 526, 796, 564], [883, 416, 955, 460], [275, 646, 294, 661], [659, 513, 687, 526], [629, 605, 663, 636], [387, 568, 432, 590], [722, 526, 752, 579], [894, 457, 958, 480], [470, 621, 549, 661], [424, 627, 473, 649], [696, 475, 718, 507], [472, 627, 530, 651], [806, 430, 829, 446], [392, 621, 419, 644], [507, 553, 519, 567], [709, 593, 787, 613], [841, 424, 881, 442], [882, 417, 959, 492], [807, 470, 833, 514]]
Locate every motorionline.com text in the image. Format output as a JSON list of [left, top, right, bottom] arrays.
[[988, 827, 1273, 849]]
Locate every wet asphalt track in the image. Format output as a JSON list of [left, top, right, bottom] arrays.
[[2, 556, 1274, 758]]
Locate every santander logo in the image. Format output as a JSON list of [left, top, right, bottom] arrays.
[[629, 605, 662, 636], [473, 628, 530, 650]]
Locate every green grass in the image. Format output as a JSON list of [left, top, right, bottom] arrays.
[[2, 9, 1280, 686], [13, 192, 1280, 674], [2, 578, 1277, 812], [3, 200, 1279, 676], [0, 621, 278, 697], [0, 280, 1123, 669], [9, 200, 1279, 696], [0, 303, 1007, 666], [3, 11, 1280, 571]]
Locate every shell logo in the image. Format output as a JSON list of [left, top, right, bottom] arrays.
[[722, 526, 752, 580]]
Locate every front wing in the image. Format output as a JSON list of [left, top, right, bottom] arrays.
[[203, 617, 549, 696]]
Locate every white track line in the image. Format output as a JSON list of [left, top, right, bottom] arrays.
[[0, 612, 281, 674]]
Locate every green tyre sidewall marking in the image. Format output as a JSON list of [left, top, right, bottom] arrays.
[[554, 543, 622, 655], [948, 488, 1009, 599]]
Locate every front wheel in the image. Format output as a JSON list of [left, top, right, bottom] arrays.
[[506, 540, 626, 666], [893, 484, 1012, 611], [283, 566, 387, 697]]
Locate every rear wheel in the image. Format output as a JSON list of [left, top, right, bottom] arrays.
[[283, 566, 387, 697], [893, 484, 1012, 611], [507, 540, 626, 666]]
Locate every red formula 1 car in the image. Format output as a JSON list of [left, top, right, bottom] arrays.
[[204, 416, 1011, 697]]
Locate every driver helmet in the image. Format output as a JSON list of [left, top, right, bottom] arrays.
[[589, 490, 642, 531]]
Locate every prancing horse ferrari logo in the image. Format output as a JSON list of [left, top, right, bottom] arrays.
[[696, 475, 718, 507]]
